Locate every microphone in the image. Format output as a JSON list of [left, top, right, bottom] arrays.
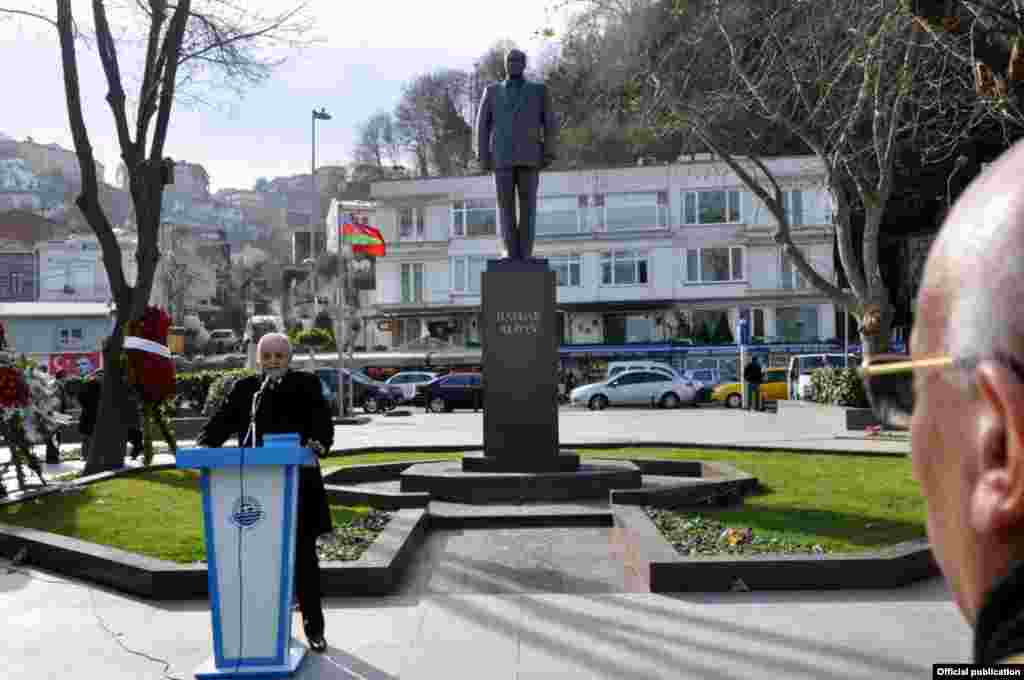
[[251, 372, 281, 419]]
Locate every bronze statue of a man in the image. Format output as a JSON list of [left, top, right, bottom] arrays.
[[475, 49, 558, 260]]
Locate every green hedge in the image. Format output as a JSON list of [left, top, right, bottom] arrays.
[[809, 367, 870, 408], [176, 369, 257, 414], [295, 327, 335, 349]]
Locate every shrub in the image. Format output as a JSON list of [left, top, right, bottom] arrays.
[[809, 367, 869, 408], [202, 369, 258, 415], [295, 327, 334, 349], [176, 369, 257, 415]]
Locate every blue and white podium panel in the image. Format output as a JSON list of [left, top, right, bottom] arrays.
[[178, 433, 316, 679]]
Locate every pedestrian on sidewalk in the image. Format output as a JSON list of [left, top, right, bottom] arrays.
[[44, 370, 69, 464], [76, 370, 143, 461], [743, 357, 763, 412], [860, 139, 1024, 664]]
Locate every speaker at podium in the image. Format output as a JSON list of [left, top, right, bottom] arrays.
[[177, 432, 314, 679]]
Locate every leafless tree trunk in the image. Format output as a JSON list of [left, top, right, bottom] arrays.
[[1, 1, 315, 473]]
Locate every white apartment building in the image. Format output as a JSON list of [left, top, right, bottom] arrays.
[[359, 155, 847, 378]]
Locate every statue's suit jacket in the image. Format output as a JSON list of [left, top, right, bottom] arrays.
[[476, 79, 558, 169]]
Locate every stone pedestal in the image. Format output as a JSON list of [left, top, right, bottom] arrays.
[[463, 258, 576, 474]]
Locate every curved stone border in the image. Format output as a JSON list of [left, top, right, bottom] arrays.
[[0, 446, 932, 598], [0, 463, 427, 599], [614, 505, 937, 592]]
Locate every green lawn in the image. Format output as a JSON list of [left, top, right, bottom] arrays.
[[323, 448, 927, 552], [0, 448, 926, 561], [0, 469, 372, 563]]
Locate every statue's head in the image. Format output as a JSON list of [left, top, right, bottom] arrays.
[[505, 49, 527, 79]]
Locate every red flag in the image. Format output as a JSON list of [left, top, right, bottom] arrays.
[[342, 223, 386, 257]]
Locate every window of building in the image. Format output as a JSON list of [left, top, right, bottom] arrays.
[[10, 272, 24, 297], [593, 191, 669, 231], [536, 196, 582, 236], [776, 306, 820, 341], [683, 189, 741, 224], [451, 199, 497, 237], [780, 248, 808, 289], [603, 314, 656, 343], [685, 247, 744, 283], [785, 190, 804, 226], [396, 318, 421, 346], [691, 309, 732, 344], [600, 249, 649, 286], [451, 255, 487, 293], [400, 263, 424, 303], [549, 254, 582, 287], [753, 308, 765, 338], [58, 327, 84, 348], [399, 207, 426, 239]]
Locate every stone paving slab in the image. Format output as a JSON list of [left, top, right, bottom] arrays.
[[0, 558, 972, 680]]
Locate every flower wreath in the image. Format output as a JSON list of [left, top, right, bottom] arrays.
[[0, 351, 73, 495], [122, 306, 177, 464]]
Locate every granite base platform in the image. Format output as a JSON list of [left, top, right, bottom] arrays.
[[400, 459, 642, 503], [462, 451, 581, 473]]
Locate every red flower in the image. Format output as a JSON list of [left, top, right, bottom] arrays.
[[127, 306, 172, 344], [0, 367, 29, 408]]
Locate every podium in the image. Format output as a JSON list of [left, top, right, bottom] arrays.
[[177, 433, 315, 679]]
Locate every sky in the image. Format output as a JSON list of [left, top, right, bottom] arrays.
[[0, 0, 576, 192]]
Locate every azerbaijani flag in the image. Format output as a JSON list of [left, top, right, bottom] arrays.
[[341, 223, 386, 257]]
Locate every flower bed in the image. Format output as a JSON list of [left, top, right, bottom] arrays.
[[646, 509, 830, 557], [316, 509, 392, 561]]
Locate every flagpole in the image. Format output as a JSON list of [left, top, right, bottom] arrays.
[[337, 219, 348, 416]]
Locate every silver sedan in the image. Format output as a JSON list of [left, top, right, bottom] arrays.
[[569, 369, 698, 410]]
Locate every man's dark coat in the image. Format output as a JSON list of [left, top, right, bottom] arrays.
[[197, 370, 334, 538]]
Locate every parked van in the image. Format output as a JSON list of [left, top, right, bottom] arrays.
[[605, 361, 685, 382], [787, 353, 858, 400]]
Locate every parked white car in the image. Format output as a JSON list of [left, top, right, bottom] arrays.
[[570, 369, 698, 410], [385, 371, 439, 403], [605, 360, 685, 381]]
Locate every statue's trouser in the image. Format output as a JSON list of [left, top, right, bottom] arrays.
[[495, 166, 539, 260]]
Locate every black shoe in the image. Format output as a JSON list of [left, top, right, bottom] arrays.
[[307, 633, 327, 653]]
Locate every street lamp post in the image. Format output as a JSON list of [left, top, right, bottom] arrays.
[[310, 105, 331, 285]]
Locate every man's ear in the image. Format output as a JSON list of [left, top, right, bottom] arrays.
[[970, 363, 1024, 534]]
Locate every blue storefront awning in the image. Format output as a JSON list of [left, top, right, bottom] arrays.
[[557, 342, 896, 357]]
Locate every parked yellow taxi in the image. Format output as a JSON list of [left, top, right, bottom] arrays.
[[710, 367, 789, 409]]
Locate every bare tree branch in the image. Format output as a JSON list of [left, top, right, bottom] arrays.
[[0, 6, 56, 28], [56, 0, 129, 305], [92, 1, 137, 164]]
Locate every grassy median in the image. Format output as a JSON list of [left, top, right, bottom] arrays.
[[0, 448, 925, 561], [324, 448, 926, 553], [0, 469, 376, 563]]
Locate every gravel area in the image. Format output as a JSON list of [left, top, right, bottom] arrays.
[[645, 508, 829, 557], [316, 509, 392, 561]]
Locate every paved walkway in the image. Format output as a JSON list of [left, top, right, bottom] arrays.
[[2, 560, 968, 680], [1, 407, 959, 680], [2, 406, 908, 492]]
